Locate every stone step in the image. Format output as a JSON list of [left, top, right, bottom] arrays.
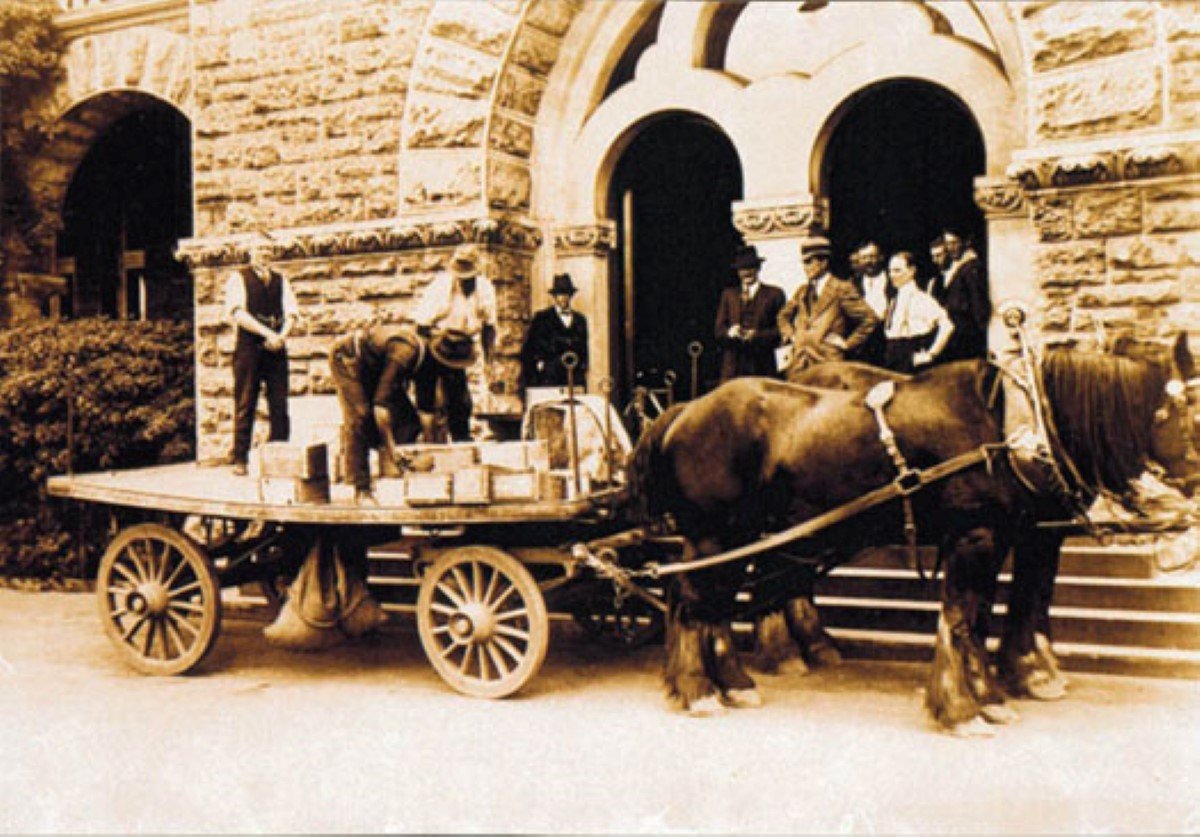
[[854, 542, 1160, 580], [828, 628, 1200, 680], [815, 596, 1200, 651], [821, 567, 1200, 612]]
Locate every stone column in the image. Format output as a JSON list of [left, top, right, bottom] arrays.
[[974, 175, 1035, 353], [732, 195, 829, 298], [552, 221, 617, 391]]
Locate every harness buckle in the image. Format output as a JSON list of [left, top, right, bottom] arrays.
[[894, 469, 923, 496]]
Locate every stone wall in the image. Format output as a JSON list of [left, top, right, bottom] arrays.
[[1011, 1, 1200, 345]]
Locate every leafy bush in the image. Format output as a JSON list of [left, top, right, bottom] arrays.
[[0, 317, 194, 578]]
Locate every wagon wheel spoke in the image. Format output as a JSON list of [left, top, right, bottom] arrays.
[[494, 623, 530, 643], [121, 613, 150, 642], [168, 579, 203, 598], [168, 600, 206, 616], [163, 553, 188, 589], [476, 644, 491, 681], [167, 611, 200, 639], [471, 561, 484, 602], [491, 634, 526, 665], [155, 542, 174, 583], [430, 602, 458, 619], [488, 582, 518, 612], [112, 562, 141, 589], [449, 567, 473, 603], [130, 541, 156, 584], [141, 619, 159, 658], [493, 607, 528, 623], [434, 581, 467, 610], [484, 642, 511, 678], [481, 565, 500, 607]]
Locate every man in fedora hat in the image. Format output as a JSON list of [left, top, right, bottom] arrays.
[[713, 245, 786, 382], [520, 272, 589, 389], [223, 229, 299, 475], [410, 243, 497, 442], [777, 233, 878, 381]]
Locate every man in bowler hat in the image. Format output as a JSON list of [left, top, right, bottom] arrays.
[[520, 273, 590, 389], [713, 245, 786, 382]]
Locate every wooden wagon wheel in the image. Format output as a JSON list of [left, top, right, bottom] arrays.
[[416, 546, 549, 699], [96, 523, 222, 676]]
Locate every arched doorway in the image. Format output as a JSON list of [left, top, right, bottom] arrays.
[[59, 98, 193, 320], [822, 80, 985, 279], [608, 114, 743, 401]]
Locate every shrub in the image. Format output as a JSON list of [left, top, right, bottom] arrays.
[[0, 317, 194, 579]]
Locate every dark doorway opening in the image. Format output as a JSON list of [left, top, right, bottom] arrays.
[[60, 101, 193, 320], [609, 114, 743, 404], [823, 80, 985, 281]]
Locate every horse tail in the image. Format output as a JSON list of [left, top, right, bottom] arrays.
[[627, 401, 688, 524]]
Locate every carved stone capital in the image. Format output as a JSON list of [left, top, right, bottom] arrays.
[[177, 217, 544, 268], [974, 177, 1026, 219], [732, 197, 829, 240], [553, 222, 616, 256], [1004, 141, 1197, 191], [1122, 145, 1186, 181]]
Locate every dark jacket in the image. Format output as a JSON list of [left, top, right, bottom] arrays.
[[931, 255, 990, 362], [713, 282, 786, 381], [520, 306, 589, 387], [778, 274, 879, 380]]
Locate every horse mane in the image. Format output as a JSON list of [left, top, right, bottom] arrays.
[[1039, 348, 1169, 494], [627, 401, 689, 524]]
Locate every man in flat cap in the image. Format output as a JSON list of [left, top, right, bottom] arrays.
[[520, 272, 590, 390], [713, 245, 786, 382], [777, 234, 878, 381], [410, 243, 497, 442], [223, 230, 298, 475]]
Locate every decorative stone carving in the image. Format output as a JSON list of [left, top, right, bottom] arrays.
[[732, 199, 829, 239], [973, 178, 1026, 218], [553, 223, 617, 256], [178, 217, 545, 267], [525, 0, 582, 38], [487, 159, 532, 211], [496, 68, 545, 117], [1049, 153, 1117, 188], [1123, 146, 1186, 181], [512, 27, 560, 77], [489, 114, 534, 158]]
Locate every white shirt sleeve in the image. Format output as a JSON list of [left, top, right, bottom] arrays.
[[478, 277, 498, 329], [223, 271, 245, 323], [280, 275, 299, 319], [912, 290, 951, 335], [412, 275, 450, 327]]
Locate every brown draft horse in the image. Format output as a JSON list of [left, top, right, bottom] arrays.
[[627, 336, 1199, 733]]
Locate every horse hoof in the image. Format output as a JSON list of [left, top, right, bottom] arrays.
[[947, 717, 997, 738], [810, 643, 843, 668], [722, 688, 763, 709], [979, 702, 1019, 725], [1024, 672, 1068, 702], [773, 657, 812, 677], [685, 694, 727, 718]]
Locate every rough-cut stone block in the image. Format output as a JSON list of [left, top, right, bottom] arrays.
[[1074, 189, 1142, 238], [1022, 3, 1155, 73], [429, 4, 512, 56], [407, 94, 486, 148], [1035, 241, 1107, 288], [1031, 195, 1073, 241], [1109, 268, 1183, 286], [496, 69, 544, 117], [1078, 281, 1181, 308], [414, 40, 497, 98], [1170, 61, 1200, 126], [400, 156, 482, 209], [340, 256, 396, 278], [526, 0, 580, 38], [1109, 235, 1199, 270], [489, 114, 534, 158], [1034, 63, 1161, 140], [1145, 184, 1200, 232]]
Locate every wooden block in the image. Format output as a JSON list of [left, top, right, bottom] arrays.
[[491, 470, 539, 502], [399, 443, 480, 472], [259, 442, 329, 480], [375, 478, 407, 506], [453, 466, 492, 505], [478, 440, 550, 472], [259, 476, 330, 505], [404, 473, 453, 505]]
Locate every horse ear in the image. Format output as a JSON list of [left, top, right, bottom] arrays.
[[1173, 332, 1195, 380], [1109, 331, 1135, 356]]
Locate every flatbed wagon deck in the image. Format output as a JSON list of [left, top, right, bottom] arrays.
[[46, 461, 625, 525]]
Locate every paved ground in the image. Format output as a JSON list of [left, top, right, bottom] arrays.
[[1, 588, 1198, 834]]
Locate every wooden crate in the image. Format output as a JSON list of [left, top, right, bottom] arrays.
[[259, 442, 329, 480], [453, 466, 492, 505], [259, 476, 331, 505], [478, 440, 550, 472], [400, 443, 479, 473], [490, 470, 568, 503], [403, 473, 453, 505]]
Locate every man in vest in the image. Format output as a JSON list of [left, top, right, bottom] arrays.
[[223, 230, 298, 475], [778, 234, 878, 381], [713, 245, 786, 382], [411, 243, 497, 442]]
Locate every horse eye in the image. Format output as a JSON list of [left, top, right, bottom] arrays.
[[1166, 380, 1185, 399]]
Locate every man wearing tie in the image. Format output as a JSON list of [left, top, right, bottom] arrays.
[[520, 272, 589, 389], [930, 230, 991, 362], [778, 234, 879, 381], [847, 240, 891, 367], [713, 245, 786, 382]]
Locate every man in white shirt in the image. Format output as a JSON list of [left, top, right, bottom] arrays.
[[882, 250, 954, 374], [411, 243, 497, 441], [223, 231, 299, 475]]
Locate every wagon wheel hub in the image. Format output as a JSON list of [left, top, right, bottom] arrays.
[[128, 583, 170, 616], [451, 603, 495, 642]]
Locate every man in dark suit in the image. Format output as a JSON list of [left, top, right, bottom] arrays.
[[713, 245, 787, 382], [930, 230, 991, 362], [778, 234, 879, 381], [520, 272, 589, 389], [847, 240, 891, 367]]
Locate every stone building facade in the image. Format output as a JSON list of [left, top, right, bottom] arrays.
[[26, 1, 1200, 459]]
